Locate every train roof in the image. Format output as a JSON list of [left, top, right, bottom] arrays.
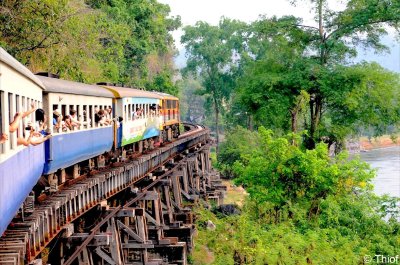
[[101, 85, 163, 99], [37, 76, 114, 98], [151, 91, 179, 100], [0, 47, 45, 89]]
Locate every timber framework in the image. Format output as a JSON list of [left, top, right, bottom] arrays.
[[0, 126, 226, 265]]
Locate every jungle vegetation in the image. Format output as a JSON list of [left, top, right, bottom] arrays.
[[181, 0, 400, 152], [181, 0, 400, 264], [0, 0, 181, 93], [192, 127, 400, 264]]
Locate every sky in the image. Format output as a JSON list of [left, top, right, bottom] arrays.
[[158, 0, 400, 72]]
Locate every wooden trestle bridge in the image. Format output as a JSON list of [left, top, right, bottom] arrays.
[[0, 125, 226, 265]]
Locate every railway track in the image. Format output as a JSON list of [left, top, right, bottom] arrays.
[[0, 124, 226, 265]]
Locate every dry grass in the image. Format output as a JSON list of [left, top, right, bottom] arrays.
[[222, 180, 248, 207]]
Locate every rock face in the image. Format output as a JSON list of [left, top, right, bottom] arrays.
[[213, 204, 241, 216]]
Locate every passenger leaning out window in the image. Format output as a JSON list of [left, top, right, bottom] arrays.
[[53, 109, 62, 132], [69, 109, 81, 129]]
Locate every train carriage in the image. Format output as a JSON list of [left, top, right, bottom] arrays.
[[154, 92, 180, 141], [36, 74, 115, 177], [0, 48, 183, 237], [0, 48, 46, 235], [101, 85, 164, 150]]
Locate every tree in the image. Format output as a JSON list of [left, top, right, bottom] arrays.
[[237, 0, 400, 150], [178, 78, 206, 122], [181, 18, 247, 154], [0, 0, 180, 87]]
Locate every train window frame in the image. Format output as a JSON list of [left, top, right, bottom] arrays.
[[8, 93, 17, 150], [89, 105, 93, 129], [82, 105, 87, 129], [0, 91, 4, 154]]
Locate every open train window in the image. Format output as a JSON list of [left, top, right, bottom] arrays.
[[61, 105, 66, 118], [8, 93, 16, 149], [82, 105, 87, 129], [8, 93, 13, 123], [0, 91, 3, 153], [89, 105, 93, 128], [21, 96, 25, 111]]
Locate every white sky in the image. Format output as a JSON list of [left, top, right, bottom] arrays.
[[158, 0, 399, 72], [159, 0, 319, 26]]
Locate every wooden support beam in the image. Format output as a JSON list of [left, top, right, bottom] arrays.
[[136, 191, 159, 200], [116, 220, 144, 243], [145, 212, 160, 226], [163, 186, 174, 224], [93, 247, 116, 265], [69, 233, 111, 246], [110, 217, 123, 265], [121, 243, 155, 249], [107, 207, 137, 217], [171, 175, 182, 207]]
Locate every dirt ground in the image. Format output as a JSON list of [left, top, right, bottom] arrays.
[[359, 135, 400, 150]]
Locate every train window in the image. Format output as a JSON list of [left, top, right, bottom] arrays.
[[123, 104, 126, 122], [61, 105, 66, 118], [0, 91, 3, 154], [131, 104, 134, 119], [8, 93, 16, 149], [15, 95, 20, 116], [21, 96, 25, 110], [89, 106, 93, 128], [128, 104, 131, 121], [82, 105, 87, 128], [8, 93, 13, 123]]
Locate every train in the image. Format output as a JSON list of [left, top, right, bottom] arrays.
[[0, 47, 181, 235]]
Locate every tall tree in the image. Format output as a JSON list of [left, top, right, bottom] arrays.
[[237, 0, 400, 149], [181, 18, 247, 154]]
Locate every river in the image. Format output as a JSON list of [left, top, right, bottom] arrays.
[[360, 146, 400, 197]]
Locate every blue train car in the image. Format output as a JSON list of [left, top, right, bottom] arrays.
[[0, 48, 46, 234], [37, 75, 115, 175]]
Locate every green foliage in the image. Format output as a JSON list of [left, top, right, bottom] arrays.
[[178, 78, 206, 122], [146, 70, 179, 96], [0, 0, 181, 89], [193, 195, 400, 265], [195, 128, 400, 264], [181, 18, 248, 153], [231, 1, 400, 149], [233, 127, 375, 213], [217, 126, 262, 178]]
